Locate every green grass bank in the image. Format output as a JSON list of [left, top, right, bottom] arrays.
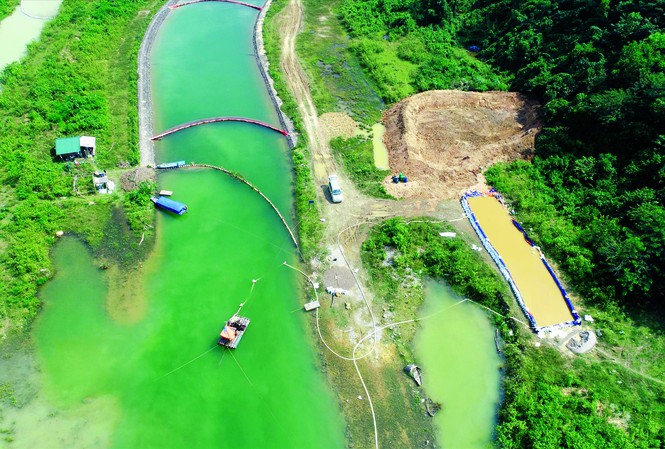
[[0, 0, 162, 334]]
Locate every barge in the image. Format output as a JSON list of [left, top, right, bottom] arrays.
[[218, 315, 250, 349]]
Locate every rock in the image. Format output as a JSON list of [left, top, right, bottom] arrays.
[[55, 231, 64, 237]]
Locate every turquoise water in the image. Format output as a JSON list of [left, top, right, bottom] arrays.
[[415, 281, 501, 449], [25, 3, 345, 448]]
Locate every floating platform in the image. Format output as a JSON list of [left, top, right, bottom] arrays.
[[151, 196, 188, 215], [304, 300, 320, 311], [218, 315, 250, 349], [156, 160, 186, 169]]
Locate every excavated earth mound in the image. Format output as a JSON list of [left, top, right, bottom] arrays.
[[382, 90, 541, 199]]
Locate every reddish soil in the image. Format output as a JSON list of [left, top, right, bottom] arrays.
[[382, 90, 541, 199]]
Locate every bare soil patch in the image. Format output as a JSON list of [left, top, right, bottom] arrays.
[[382, 90, 541, 200], [319, 112, 359, 142]]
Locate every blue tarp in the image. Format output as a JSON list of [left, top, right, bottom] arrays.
[[153, 196, 188, 215]]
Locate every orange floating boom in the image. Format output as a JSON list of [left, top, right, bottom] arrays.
[[151, 117, 289, 140], [169, 0, 262, 11]]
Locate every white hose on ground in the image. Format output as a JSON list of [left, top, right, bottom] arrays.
[[351, 298, 471, 449], [283, 261, 376, 361]]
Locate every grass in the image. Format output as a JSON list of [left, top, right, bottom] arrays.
[[361, 217, 665, 447], [330, 135, 391, 198], [264, 0, 324, 260], [0, 0, 161, 332], [298, 0, 384, 124], [0, 0, 19, 22]]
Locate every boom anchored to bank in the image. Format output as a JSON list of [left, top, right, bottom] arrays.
[[462, 190, 581, 333], [151, 117, 289, 141]]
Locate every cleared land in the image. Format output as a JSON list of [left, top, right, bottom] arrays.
[[468, 196, 575, 328], [382, 90, 541, 199]]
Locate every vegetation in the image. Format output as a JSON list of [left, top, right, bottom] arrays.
[[264, 0, 323, 259], [339, 0, 509, 102], [0, 0, 160, 332], [362, 218, 665, 448], [0, 0, 19, 22], [330, 135, 391, 198], [298, 0, 385, 124], [460, 0, 665, 309]]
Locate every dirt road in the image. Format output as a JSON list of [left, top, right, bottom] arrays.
[[276, 0, 462, 240], [278, 0, 335, 185]]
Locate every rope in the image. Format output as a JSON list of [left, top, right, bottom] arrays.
[[155, 346, 217, 380], [352, 298, 470, 449]]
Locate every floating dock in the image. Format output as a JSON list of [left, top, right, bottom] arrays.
[[151, 196, 188, 215], [156, 160, 186, 169], [218, 315, 250, 349]]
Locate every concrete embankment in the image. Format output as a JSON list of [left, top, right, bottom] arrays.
[[254, 0, 297, 148], [138, 0, 178, 168]]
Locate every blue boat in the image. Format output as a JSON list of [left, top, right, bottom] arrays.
[[151, 196, 188, 215], [155, 160, 186, 169]]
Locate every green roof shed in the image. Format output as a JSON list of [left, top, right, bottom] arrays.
[[55, 136, 82, 156]]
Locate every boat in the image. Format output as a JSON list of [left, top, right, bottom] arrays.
[[159, 190, 173, 196], [218, 315, 250, 349], [151, 196, 188, 215], [304, 300, 321, 311], [405, 364, 423, 386], [155, 160, 186, 169]]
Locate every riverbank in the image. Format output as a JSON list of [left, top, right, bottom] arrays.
[[262, 1, 665, 448], [0, 0, 162, 334], [138, 0, 177, 167]]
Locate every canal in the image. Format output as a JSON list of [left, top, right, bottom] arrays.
[[6, 1, 345, 448]]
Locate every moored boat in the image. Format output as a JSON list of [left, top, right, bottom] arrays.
[[405, 363, 423, 386], [151, 196, 188, 215], [218, 315, 250, 349]]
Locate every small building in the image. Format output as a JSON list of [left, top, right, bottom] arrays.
[[55, 136, 96, 160]]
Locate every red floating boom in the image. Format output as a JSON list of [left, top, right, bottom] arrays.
[[169, 0, 262, 11], [151, 117, 289, 140]]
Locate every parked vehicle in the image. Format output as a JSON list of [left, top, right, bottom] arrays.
[[328, 175, 343, 203]]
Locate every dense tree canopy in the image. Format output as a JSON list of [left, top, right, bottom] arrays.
[[459, 0, 665, 308]]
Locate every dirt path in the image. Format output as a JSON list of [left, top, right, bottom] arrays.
[[276, 0, 462, 240], [279, 0, 335, 184]]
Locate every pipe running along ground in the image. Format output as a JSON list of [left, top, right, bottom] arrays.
[[19, 0, 59, 20]]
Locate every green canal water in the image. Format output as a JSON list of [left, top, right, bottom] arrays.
[[9, 2, 345, 448], [415, 281, 501, 449]]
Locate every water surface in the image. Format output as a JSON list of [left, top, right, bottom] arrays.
[[415, 281, 501, 449], [21, 3, 345, 448], [0, 1, 62, 72]]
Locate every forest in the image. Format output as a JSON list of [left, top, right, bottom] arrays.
[[339, 0, 665, 311]]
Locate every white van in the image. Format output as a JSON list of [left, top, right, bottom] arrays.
[[328, 175, 343, 203]]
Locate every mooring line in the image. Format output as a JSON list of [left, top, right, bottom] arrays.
[[230, 350, 254, 387], [156, 346, 217, 380]]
